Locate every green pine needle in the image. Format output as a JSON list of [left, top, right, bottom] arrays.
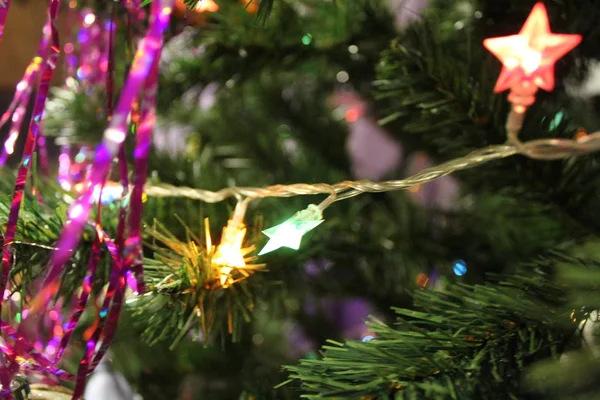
[[284, 251, 594, 399]]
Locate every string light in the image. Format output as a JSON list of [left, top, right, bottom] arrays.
[[453, 260, 467, 276], [483, 3, 581, 95], [258, 204, 324, 255], [195, 0, 218, 12], [484, 2, 581, 135], [209, 199, 261, 287], [241, 0, 258, 14], [130, 2, 594, 256], [144, 126, 600, 205]]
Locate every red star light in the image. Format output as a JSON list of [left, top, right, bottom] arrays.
[[484, 2, 581, 93]]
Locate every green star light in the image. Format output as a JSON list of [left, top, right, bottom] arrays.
[[258, 204, 324, 255]]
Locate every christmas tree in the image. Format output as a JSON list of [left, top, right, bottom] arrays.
[[0, 0, 599, 399]]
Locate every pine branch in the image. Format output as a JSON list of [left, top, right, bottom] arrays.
[[159, 0, 393, 91], [43, 85, 107, 144], [129, 217, 265, 348], [523, 243, 600, 399], [374, 6, 600, 242], [284, 249, 596, 399], [0, 176, 116, 302]]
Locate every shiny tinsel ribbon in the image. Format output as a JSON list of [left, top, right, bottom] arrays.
[[63, 5, 78, 79], [68, 16, 125, 381], [29, 1, 173, 392], [122, 0, 147, 293], [0, 0, 59, 390], [75, 9, 93, 83], [70, 222, 121, 398], [53, 222, 106, 362], [74, 239, 124, 396], [0, 0, 9, 41], [72, 26, 162, 392], [0, 1, 60, 391], [70, 6, 129, 392], [0, 0, 60, 312], [0, 335, 19, 397], [82, 51, 162, 383], [0, 24, 51, 165], [0, 323, 75, 381], [125, 59, 160, 295], [113, 0, 130, 269], [87, 56, 163, 373], [78, 9, 113, 87], [38, 0, 173, 301]]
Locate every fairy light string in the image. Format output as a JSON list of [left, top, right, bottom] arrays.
[[143, 131, 600, 205], [141, 129, 600, 256], [143, 106, 600, 253], [0, 0, 590, 391], [143, 2, 590, 255], [211, 198, 259, 288]]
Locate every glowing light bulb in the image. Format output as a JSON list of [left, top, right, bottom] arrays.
[[195, 0, 219, 12], [69, 204, 84, 219], [483, 2, 581, 92], [212, 220, 249, 288], [4, 131, 18, 155], [453, 260, 467, 276], [45, 344, 56, 356], [258, 204, 324, 255], [16, 80, 27, 92], [521, 49, 542, 74], [83, 13, 96, 27], [105, 128, 126, 144]]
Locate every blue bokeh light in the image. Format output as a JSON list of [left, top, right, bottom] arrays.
[[453, 260, 467, 276]]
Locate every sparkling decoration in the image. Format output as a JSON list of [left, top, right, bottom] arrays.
[[259, 204, 324, 255], [91, 180, 126, 205], [242, 0, 259, 14], [483, 2, 582, 138], [0, 0, 175, 397], [34, 1, 174, 357], [548, 110, 565, 130], [58, 145, 94, 192], [416, 273, 429, 288], [0, 0, 65, 391], [483, 2, 581, 99], [195, 0, 219, 12], [576, 128, 588, 141], [302, 33, 313, 45], [0, 16, 60, 170], [139, 202, 264, 344], [210, 200, 261, 288], [336, 70, 349, 83], [0, 0, 593, 397], [0, 0, 9, 41], [453, 260, 467, 276], [40, 0, 173, 298], [173, 0, 219, 25]]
